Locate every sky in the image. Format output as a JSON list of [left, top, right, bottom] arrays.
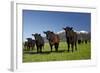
[[23, 10, 91, 41]]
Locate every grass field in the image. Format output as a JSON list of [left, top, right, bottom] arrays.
[[23, 42, 91, 62]]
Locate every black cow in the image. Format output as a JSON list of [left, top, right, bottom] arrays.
[[63, 27, 77, 52], [44, 31, 60, 52], [85, 40, 88, 44], [78, 39, 81, 44], [32, 33, 44, 53], [24, 38, 35, 51], [24, 41, 28, 51]]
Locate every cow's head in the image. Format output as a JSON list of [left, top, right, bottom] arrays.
[[63, 27, 73, 32], [43, 31, 54, 40], [26, 38, 32, 42], [32, 33, 41, 41]]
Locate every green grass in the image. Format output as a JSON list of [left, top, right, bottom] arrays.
[[23, 42, 91, 62]]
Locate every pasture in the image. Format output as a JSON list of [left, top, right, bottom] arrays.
[[23, 42, 91, 62]]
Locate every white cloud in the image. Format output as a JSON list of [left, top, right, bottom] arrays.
[[56, 30, 89, 34]]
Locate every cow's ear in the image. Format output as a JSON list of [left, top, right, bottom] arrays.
[[39, 34, 41, 36], [51, 31, 53, 33], [43, 31, 46, 34], [26, 38, 29, 40], [70, 27, 73, 30], [63, 28, 66, 30], [32, 34, 34, 36]]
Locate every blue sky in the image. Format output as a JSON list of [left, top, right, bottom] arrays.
[[23, 10, 91, 41]]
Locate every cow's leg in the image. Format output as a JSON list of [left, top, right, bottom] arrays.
[[26, 46, 27, 51], [31, 46, 33, 51], [31, 46, 32, 51], [55, 43, 59, 52], [32, 45, 35, 50], [32, 45, 34, 51], [42, 44, 44, 49], [40, 46, 42, 53], [50, 44, 53, 52], [32, 44, 35, 50], [71, 43, 74, 52], [37, 46, 39, 53], [28, 45, 30, 51], [29, 46, 31, 51], [32, 46, 33, 50], [67, 43, 70, 52], [27, 46, 29, 51], [28, 46, 30, 51], [75, 42, 77, 51], [29, 45, 31, 51], [31, 45, 32, 51]]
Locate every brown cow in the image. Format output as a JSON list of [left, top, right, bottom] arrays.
[[44, 31, 60, 52]]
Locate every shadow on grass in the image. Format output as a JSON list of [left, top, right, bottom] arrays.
[[23, 49, 66, 55], [23, 51, 50, 54]]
